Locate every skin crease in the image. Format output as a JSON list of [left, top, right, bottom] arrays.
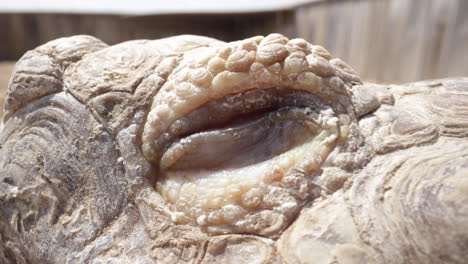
[[0, 34, 467, 264]]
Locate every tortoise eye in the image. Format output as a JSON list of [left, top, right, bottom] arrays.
[[152, 88, 340, 236], [140, 34, 351, 237]]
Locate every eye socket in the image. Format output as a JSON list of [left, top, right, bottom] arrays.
[[150, 88, 341, 236], [139, 34, 355, 237]]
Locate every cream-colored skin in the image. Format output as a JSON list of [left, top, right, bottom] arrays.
[[0, 34, 467, 264]]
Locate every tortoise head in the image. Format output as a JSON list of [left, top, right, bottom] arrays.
[[1, 34, 467, 263]]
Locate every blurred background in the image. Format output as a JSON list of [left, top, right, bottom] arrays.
[[0, 0, 467, 117]]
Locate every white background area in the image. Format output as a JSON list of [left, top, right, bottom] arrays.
[[0, 0, 319, 15]]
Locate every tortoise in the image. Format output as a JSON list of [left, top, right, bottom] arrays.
[[0, 34, 467, 263]]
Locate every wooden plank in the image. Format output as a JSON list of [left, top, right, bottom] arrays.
[[297, 0, 468, 83], [0, 62, 15, 119]]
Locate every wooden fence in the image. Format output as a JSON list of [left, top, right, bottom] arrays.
[[296, 0, 468, 83], [0, 11, 296, 61]]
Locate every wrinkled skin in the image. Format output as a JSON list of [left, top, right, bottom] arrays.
[[0, 34, 467, 264]]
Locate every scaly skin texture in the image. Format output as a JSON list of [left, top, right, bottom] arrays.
[[0, 34, 467, 264]]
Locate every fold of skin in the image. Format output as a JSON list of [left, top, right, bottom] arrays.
[[0, 34, 467, 264]]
